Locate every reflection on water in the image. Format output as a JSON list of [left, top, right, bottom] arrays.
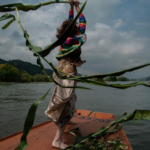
[[0, 82, 150, 150]]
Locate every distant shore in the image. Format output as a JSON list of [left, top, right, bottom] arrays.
[[0, 82, 53, 84]]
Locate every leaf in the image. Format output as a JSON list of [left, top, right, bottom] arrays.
[[0, 1, 72, 12], [84, 132, 95, 139], [72, 128, 82, 144], [87, 110, 94, 116], [74, 143, 86, 148], [69, 127, 82, 135], [0, 14, 15, 21], [49, 60, 150, 90], [64, 145, 74, 150], [97, 127, 105, 133], [51, 62, 150, 89], [112, 142, 127, 150], [93, 109, 150, 138], [112, 109, 150, 125], [95, 144, 104, 149], [2, 17, 15, 29], [66, 130, 76, 136], [74, 135, 83, 145], [0, 13, 16, 29], [16, 89, 50, 150], [74, 62, 150, 79], [127, 109, 150, 121], [106, 126, 122, 133]]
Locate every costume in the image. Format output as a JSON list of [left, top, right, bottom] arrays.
[[45, 10, 86, 128]]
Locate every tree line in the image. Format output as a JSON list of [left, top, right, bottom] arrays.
[[0, 63, 131, 82], [104, 76, 130, 81], [92, 76, 130, 82], [0, 64, 52, 82]]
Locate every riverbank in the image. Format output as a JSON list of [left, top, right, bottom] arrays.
[[0, 81, 53, 84]]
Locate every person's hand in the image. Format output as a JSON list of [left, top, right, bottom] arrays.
[[69, 0, 73, 6], [72, 0, 79, 7]]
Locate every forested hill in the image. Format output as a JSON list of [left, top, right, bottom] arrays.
[[0, 58, 53, 76], [0, 58, 82, 76]]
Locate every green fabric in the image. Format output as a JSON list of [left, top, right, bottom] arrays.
[[56, 45, 81, 59], [56, 35, 86, 59]]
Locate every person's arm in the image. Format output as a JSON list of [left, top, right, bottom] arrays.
[[68, 0, 74, 20], [60, 0, 77, 48], [74, 0, 86, 35], [62, 0, 86, 47], [70, 0, 74, 11], [74, 0, 80, 13]]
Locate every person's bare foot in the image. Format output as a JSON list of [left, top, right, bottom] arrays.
[[52, 140, 68, 149], [68, 120, 77, 124]]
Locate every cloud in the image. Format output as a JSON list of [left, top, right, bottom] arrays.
[[134, 22, 150, 27], [113, 19, 123, 29], [79, 20, 150, 78], [10, 30, 23, 41], [0, 0, 22, 5]]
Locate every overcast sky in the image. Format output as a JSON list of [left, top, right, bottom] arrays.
[[0, 0, 150, 78]]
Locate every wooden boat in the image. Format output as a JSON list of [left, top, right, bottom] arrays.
[[0, 110, 133, 150]]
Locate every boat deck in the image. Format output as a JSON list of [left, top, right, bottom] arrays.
[[0, 110, 132, 150]]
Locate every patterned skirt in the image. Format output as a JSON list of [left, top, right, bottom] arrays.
[[45, 58, 77, 127]]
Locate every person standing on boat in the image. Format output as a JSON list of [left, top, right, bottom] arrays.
[[45, 0, 87, 149]]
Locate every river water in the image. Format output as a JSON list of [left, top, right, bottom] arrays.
[[0, 82, 150, 150]]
